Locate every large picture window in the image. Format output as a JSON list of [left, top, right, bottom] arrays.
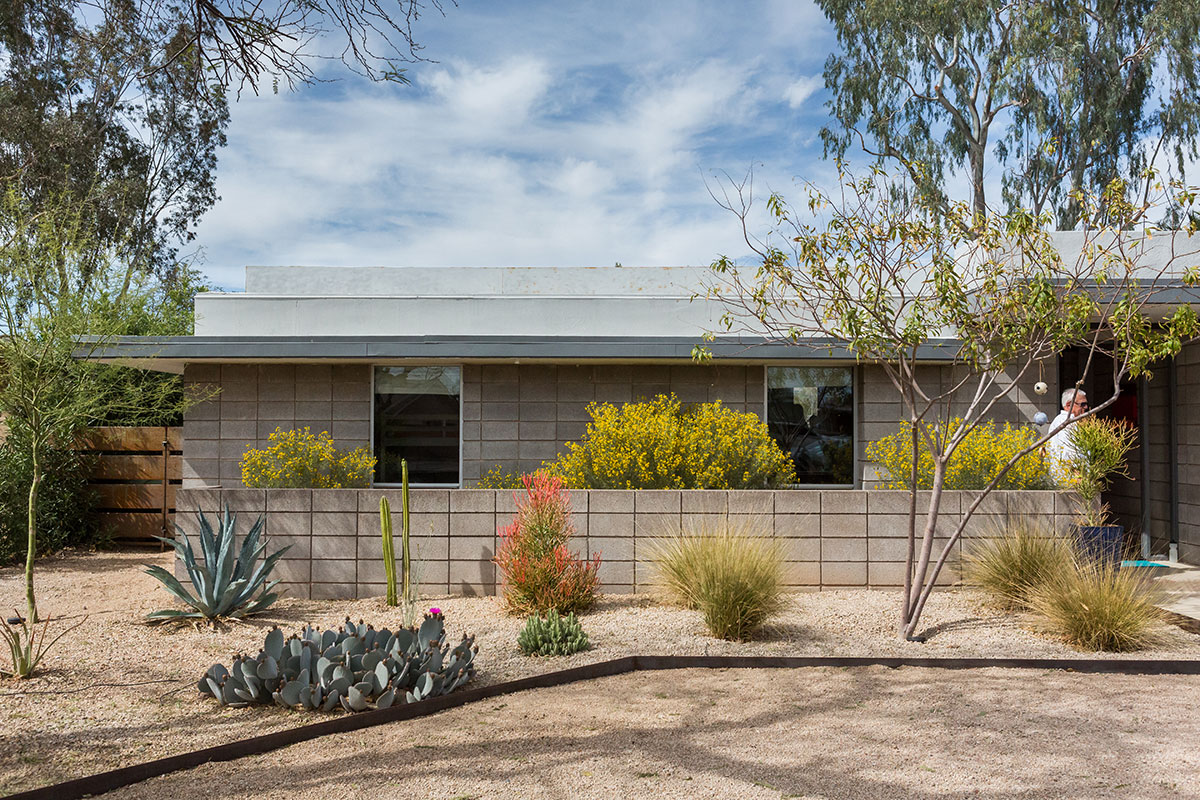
[[374, 366, 460, 485], [766, 367, 854, 485]]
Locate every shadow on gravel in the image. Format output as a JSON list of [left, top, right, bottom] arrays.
[[101, 667, 1194, 800]]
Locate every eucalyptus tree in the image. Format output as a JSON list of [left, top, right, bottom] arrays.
[[702, 165, 1200, 639], [818, 0, 1200, 227]]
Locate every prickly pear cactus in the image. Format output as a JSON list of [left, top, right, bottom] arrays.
[[198, 612, 477, 712], [517, 610, 590, 656]]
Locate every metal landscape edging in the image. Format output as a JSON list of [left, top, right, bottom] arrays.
[[9, 654, 1200, 800]]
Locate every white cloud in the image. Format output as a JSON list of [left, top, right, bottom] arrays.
[[425, 58, 551, 127], [189, 2, 838, 288], [784, 75, 823, 109]]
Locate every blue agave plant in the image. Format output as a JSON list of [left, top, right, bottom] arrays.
[[145, 506, 290, 623]]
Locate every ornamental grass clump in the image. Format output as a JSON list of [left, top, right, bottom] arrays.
[[962, 520, 1075, 610], [241, 427, 376, 488], [1030, 558, 1163, 652], [494, 472, 601, 615], [648, 517, 785, 641], [866, 418, 1052, 490], [546, 394, 796, 489]]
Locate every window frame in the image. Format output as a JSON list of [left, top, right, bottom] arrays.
[[763, 364, 858, 489], [370, 364, 464, 488]]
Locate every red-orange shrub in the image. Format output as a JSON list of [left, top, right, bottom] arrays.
[[493, 472, 601, 615]]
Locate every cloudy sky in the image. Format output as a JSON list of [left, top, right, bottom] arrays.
[[191, 1, 846, 289]]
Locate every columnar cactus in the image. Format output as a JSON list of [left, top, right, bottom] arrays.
[[198, 612, 477, 712]]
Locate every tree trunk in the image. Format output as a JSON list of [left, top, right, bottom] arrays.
[[25, 446, 40, 624], [902, 459, 947, 640], [901, 420, 919, 631], [971, 146, 987, 219]]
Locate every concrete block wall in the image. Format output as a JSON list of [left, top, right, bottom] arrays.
[[1175, 342, 1200, 564], [182, 360, 1058, 494], [177, 488, 1076, 600], [859, 363, 1059, 487], [182, 364, 371, 488], [462, 363, 765, 484]]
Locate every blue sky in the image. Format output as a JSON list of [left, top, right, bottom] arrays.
[[190, 1, 844, 289]]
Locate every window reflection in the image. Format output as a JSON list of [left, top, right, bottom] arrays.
[[373, 366, 460, 485], [767, 367, 854, 485]]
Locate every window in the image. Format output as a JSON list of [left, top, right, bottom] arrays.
[[373, 366, 460, 485], [766, 367, 854, 485]]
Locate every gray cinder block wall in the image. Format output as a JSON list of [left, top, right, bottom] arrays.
[[462, 363, 766, 484], [1175, 342, 1200, 563], [177, 487, 1077, 600], [183, 361, 1056, 491], [182, 364, 371, 488]]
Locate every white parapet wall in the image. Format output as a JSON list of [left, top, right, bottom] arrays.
[[196, 265, 734, 339]]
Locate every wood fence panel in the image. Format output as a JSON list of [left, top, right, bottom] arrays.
[[93, 483, 177, 509], [82, 426, 182, 546], [93, 455, 182, 481]]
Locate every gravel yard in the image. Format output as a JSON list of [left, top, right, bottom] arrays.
[[2, 549, 1198, 796], [108, 666, 1200, 800]]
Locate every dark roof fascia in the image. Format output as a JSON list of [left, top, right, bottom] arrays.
[[75, 335, 963, 363]]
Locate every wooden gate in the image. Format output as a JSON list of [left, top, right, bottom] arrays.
[[80, 427, 182, 545]]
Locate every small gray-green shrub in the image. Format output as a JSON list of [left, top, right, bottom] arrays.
[[961, 520, 1075, 610], [517, 610, 590, 656], [648, 517, 785, 641]]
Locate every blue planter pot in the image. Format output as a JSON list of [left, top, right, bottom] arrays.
[[1077, 525, 1125, 564]]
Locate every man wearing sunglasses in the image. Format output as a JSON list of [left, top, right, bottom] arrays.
[[1046, 388, 1088, 484]]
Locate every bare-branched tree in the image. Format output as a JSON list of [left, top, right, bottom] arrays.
[[701, 164, 1200, 640]]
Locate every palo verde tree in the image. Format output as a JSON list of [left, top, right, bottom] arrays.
[[0, 193, 186, 676], [702, 164, 1200, 640], [818, 0, 1200, 227]]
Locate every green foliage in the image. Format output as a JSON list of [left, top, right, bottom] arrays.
[[88, 267, 211, 427], [1065, 417, 1137, 524], [648, 518, 785, 641], [517, 610, 591, 656], [818, 0, 1200, 225], [240, 427, 376, 488], [494, 472, 601, 616], [198, 614, 477, 712], [962, 520, 1075, 610], [866, 418, 1052, 490], [1, 614, 84, 679], [1030, 559, 1163, 652], [1, 0, 229, 279], [545, 394, 796, 489], [145, 507, 289, 622], [0, 443, 100, 564]]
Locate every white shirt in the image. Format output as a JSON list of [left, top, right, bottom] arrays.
[[1045, 409, 1079, 484]]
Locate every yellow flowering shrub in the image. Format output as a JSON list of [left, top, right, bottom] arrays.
[[866, 418, 1051, 490], [240, 427, 376, 488], [476, 465, 524, 489], [544, 394, 796, 489]]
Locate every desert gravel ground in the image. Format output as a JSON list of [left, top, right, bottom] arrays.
[[106, 666, 1200, 800], [1, 549, 1198, 796]]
